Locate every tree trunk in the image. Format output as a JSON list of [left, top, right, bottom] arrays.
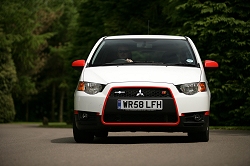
[[25, 102, 29, 122], [51, 83, 56, 122], [59, 90, 65, 122]]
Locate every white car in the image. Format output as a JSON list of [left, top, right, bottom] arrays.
[[72, 35, 218, 143]]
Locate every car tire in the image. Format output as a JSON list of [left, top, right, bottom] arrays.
[[188, 127, 209, 142], [95, 131, 108, 138], [73, 117, 94, 143]]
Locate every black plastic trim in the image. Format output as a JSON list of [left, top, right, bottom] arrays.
[[74, 113, 209, 132]]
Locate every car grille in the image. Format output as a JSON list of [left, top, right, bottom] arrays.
[[103, 87, 177, 123], [109, 88, 172, 98], [104, 113, 177, 123]]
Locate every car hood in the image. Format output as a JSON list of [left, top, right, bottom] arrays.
[[82, 66, 201, 85]]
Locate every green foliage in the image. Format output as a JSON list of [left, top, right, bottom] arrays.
[[0, 1, 18, 122], [0, 94, 16, 123], [37, 0, 77, 121], [1, 0, 64, 122], [167, 0, 250, 125], [1, 0, 249, 125], [0, 50, 16, 122], [71, 0, 250, 125], [1, 0, 56, 102], [72, 0, 169, 59]]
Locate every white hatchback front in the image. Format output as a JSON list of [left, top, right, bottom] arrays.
[[72, 35, 218, 143]]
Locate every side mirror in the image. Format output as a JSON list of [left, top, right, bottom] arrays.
[[204, 60, 219, 69], [72, 60, 85, 71]]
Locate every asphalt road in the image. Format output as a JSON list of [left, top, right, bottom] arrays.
[[0, 124, 250, 166]]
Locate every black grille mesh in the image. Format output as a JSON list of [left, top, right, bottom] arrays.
[[104, 113, 177, 123], [109, 88, 171, 98]]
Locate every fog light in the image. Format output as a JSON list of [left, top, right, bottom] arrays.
[[194, 114, 202, 122], [82, 113, 88, 119]]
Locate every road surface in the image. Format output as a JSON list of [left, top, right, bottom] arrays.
[[0, 124, 250, 166]]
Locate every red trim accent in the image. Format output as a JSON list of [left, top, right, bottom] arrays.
[[204, 60, 219, 68], [74, 110, 79, 114], [101, 86, 180, 126], [181, 111, 209, 116], [72, 60, 85, 67]]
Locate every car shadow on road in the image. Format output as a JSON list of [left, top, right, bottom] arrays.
[[94, 136, 193, 144], [51, 135, 194, 144], [51, 137, 76, 143]]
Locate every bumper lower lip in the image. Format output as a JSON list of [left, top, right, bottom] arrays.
[[74, 113, 209, 132], [101, 121, 180, 126]]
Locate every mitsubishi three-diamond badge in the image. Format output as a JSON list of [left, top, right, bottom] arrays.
[[72, 35, 218, 143]]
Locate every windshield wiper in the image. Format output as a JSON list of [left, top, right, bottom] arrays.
[[166, 63, 198, 67], [102, 61, 165, 66], [131, 61, 164, 65]]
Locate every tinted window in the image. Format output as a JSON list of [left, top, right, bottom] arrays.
[[89, 39, 197, 67]]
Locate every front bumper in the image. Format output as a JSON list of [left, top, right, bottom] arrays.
[[74, 84, 210, 133], [74, 112, 209, 133], [74, 83, 211, 116]]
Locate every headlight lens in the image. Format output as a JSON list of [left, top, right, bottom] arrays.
[[85, 82, 103, 94], [77, 81, 103, 94], [178, 82, 206, 95]]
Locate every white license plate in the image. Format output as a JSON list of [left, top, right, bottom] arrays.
[[117, 100, 163, 110]]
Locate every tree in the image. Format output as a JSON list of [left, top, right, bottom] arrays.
[[9, 0, 55, 121], [0, 0, 57, 122], [0, 30, 17, 122], [72, 0, 170, 59], [37, 0, 78, 122], [165, 0, 250, 125]]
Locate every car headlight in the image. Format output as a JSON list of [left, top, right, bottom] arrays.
[[177, 82, 206, 95], [77, 81, 104, 94]]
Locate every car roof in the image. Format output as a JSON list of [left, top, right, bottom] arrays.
[[104, 35, 186, 40]]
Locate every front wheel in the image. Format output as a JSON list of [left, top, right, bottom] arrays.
[[73, 117, 94, 143], [188, 127, 209, 142]]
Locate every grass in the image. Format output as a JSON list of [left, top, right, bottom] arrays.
[[39, 122, 72, 128], [210, 126, 250, 130], [11, 122, 72, 128]]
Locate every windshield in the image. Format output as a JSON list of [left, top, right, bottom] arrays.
[[89, 39, 198, 67]]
